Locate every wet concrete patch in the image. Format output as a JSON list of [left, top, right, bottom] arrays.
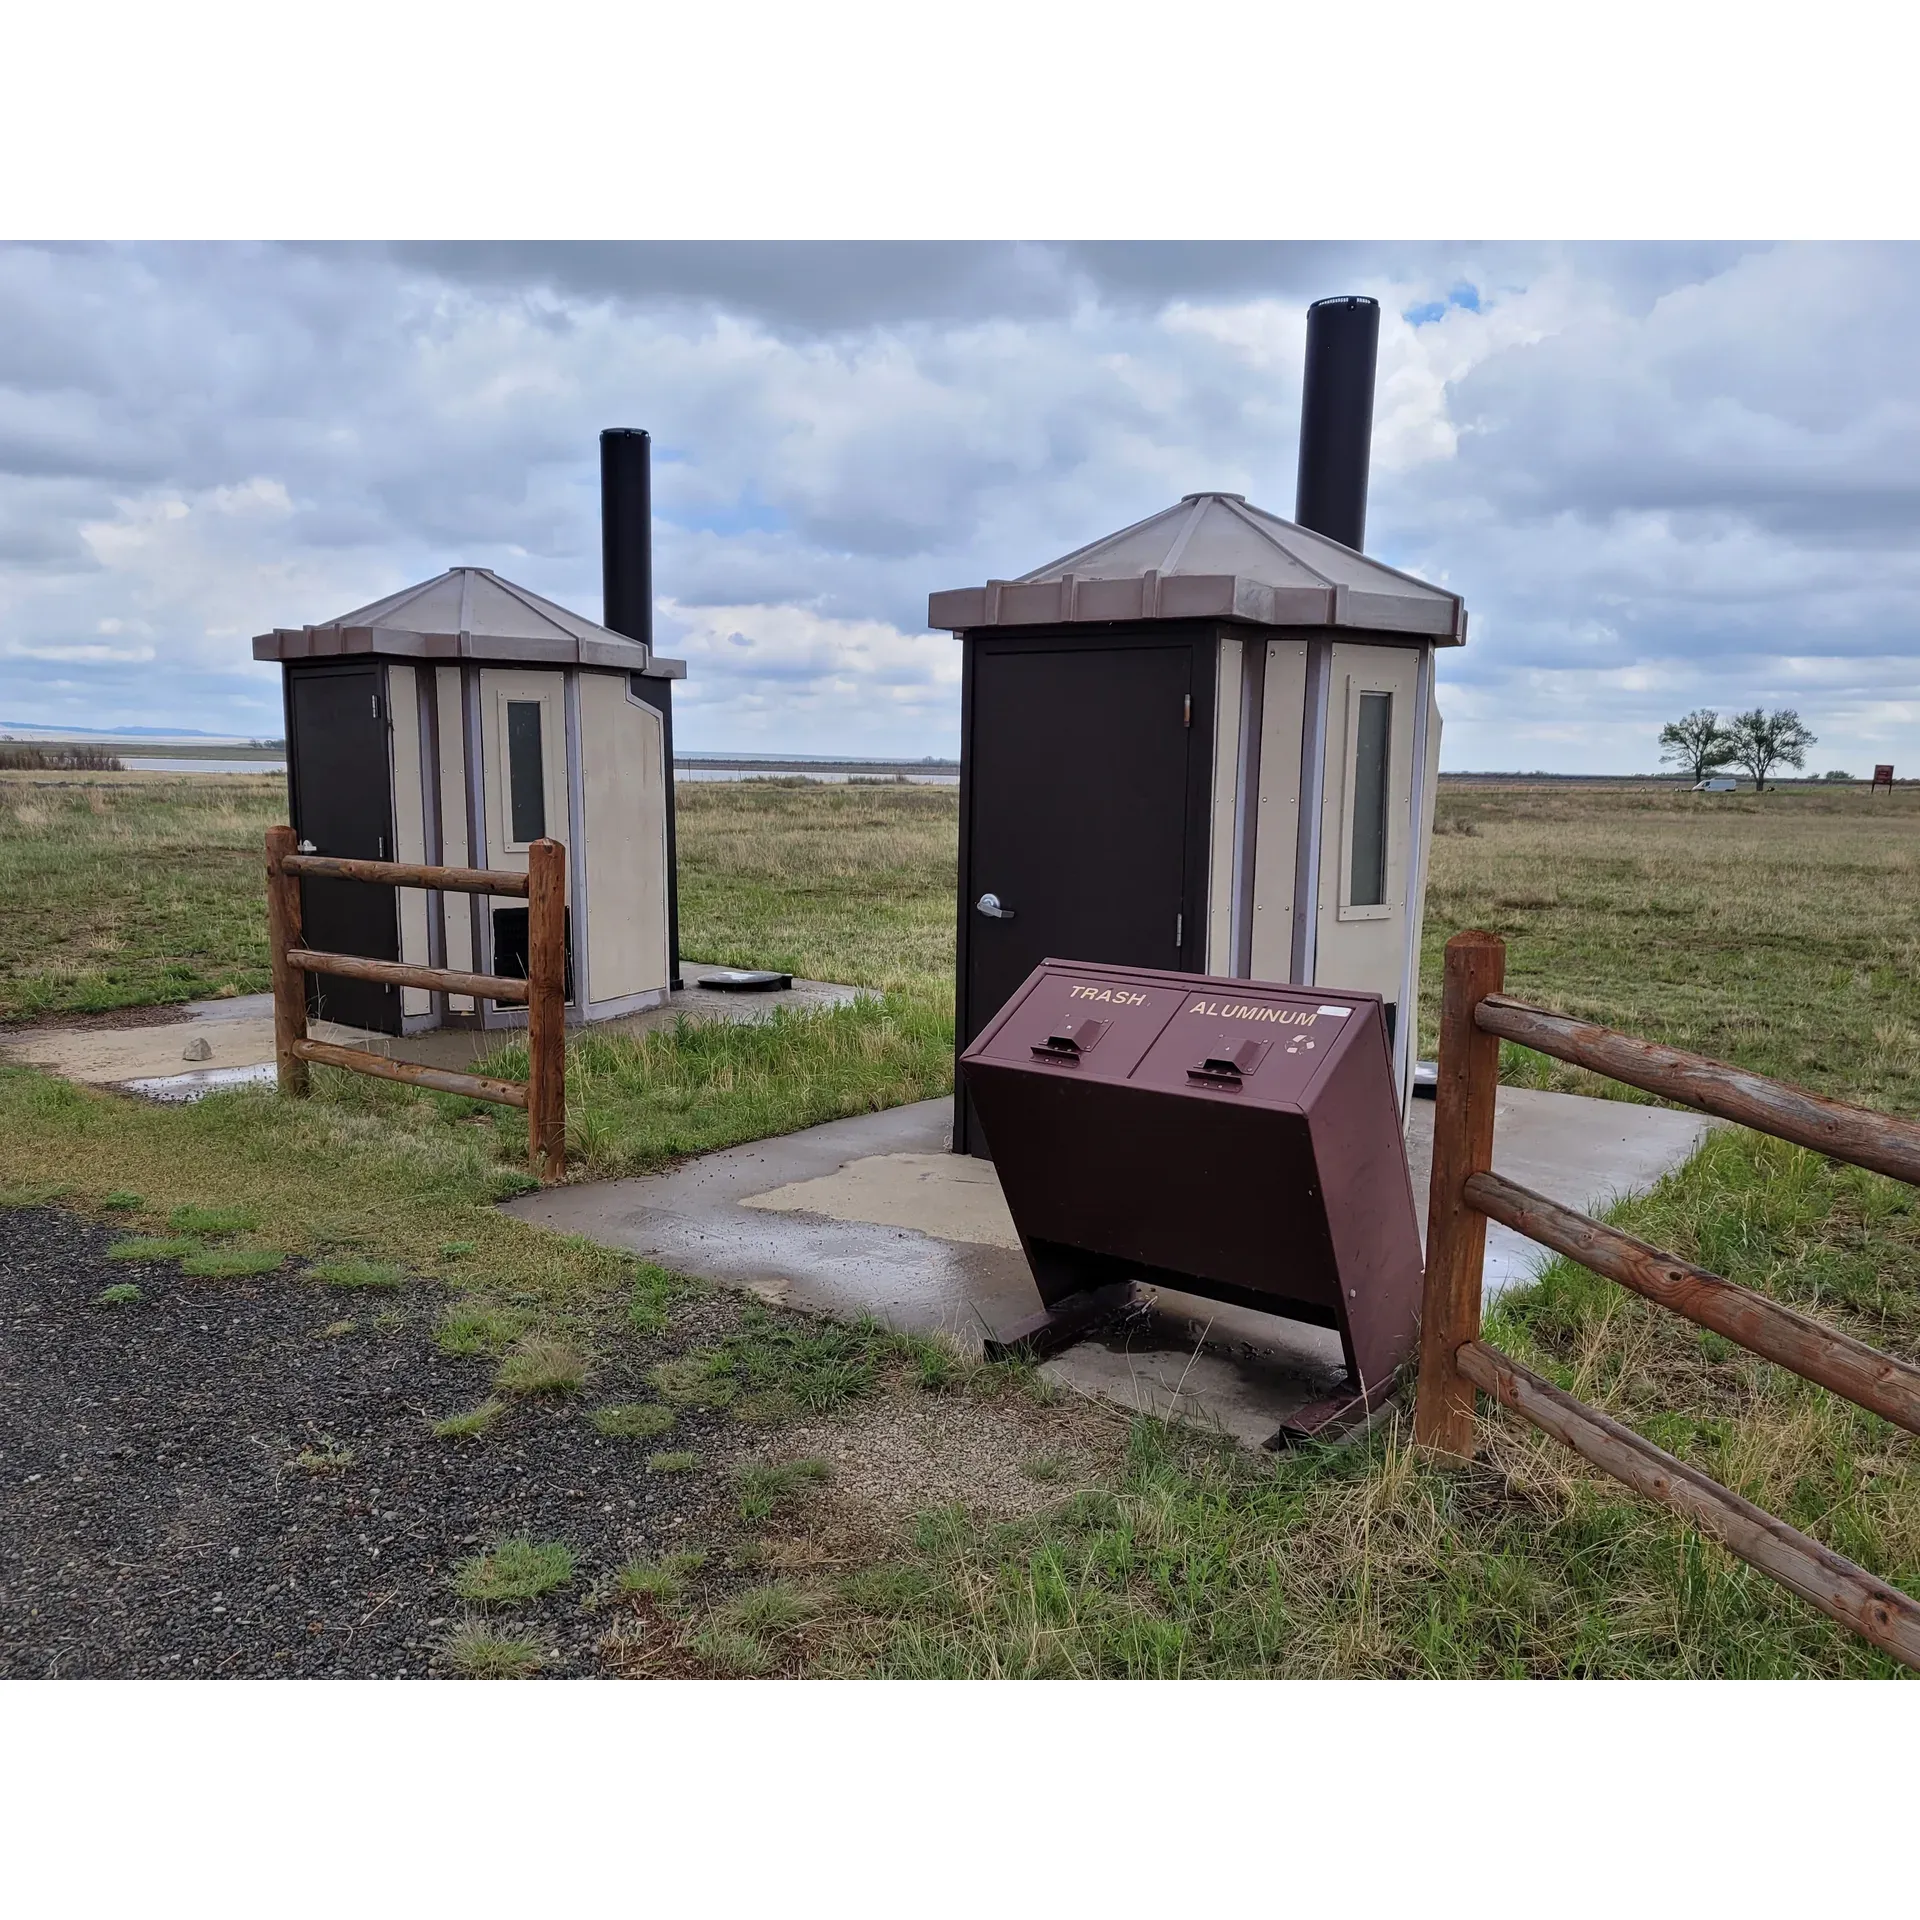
[[511, 1088, 1719, 1447]]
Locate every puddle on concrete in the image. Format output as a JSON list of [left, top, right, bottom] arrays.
[[116, 1064, 278, 1103]]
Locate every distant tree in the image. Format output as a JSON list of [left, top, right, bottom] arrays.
[[1822, 769, 1854, 783], [1658, 709, 1734, 783], [1725, 708, 1816, 791]]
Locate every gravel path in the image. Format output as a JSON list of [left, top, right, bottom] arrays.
[[0, 1209, 732, 1678]]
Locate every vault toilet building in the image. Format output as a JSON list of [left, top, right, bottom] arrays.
[[932, 296, 1467, 1153], [255, 565, 685, 1035]]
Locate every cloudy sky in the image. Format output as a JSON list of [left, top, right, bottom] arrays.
[[0, 239, 1914, 772]]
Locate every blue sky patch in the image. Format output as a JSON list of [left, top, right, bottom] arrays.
[[1406, 282, 1482, 326]]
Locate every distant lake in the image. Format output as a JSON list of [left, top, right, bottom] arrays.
[[123, 758, 287, 774], [675, 768, 958, 785]]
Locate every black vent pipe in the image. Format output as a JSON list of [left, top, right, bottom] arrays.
[[600, 427, 681, 990], [1293, 295, 1380, 552], [601, 427, 653, 645]]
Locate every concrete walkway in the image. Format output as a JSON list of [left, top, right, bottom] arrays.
[[510, 1089, 1718, 1447], [1, 976, 868, 1101]]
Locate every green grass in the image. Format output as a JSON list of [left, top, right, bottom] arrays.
[[101, 1190, 142, 1211], [1423, 783, 1920, 1111], [435, 1302, 529, 1356], [457, 995, 954, 1183], [179, 1246, 284, 1278], [7, 778, 1920, 1678], [615, 1550, 707, 1603], [627, 1263, 678, 1336], [105, 1236, 200, 1262], [652, 1304, 927, 1420], [169, 1203, 258, 1235], [590, 1402, 676, 1441], [309, 1259, 405, 1292], [442, 1619, 542, 1678], [736, 1457, 832, 1522], [95, 1283, 142, 1306], [0, 1064, 641, 1309], [3, 774, 957, 1216], [1, 1182, 70, 1208], [691, 1625, 779, 1676], [674, 778, 956, 998], [0, 772, 285, 1019], [823, 1130, 1920, 1680], [495, 1337, 589, 1397], [431, 1401, 507, 1441], [710, 1580, 819, 1634], [451, 1537, 576, 1605]]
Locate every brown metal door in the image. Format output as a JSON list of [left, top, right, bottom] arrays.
[[287, 664, 400, 1034], [962, 641, 1197, 1078]]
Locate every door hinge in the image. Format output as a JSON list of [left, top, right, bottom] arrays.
[[1183, 693, 1192, 729], [1175, 911, 1184, 949]]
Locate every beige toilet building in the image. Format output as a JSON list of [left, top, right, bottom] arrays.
[[254, 567, 684, 1036], [930, 490, 1466, 1152]]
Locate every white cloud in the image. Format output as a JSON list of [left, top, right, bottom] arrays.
[[3, 640, 155, 663], [661, 598, 959, 754], [0, 241, 1915, 773]]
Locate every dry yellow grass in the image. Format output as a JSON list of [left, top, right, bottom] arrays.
[[675, 779, 956, 998], [0, 771, 285, 1018], [1423, 783, 1920, 1111]]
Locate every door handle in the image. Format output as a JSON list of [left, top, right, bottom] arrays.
[[975, 892, 1015, 920]]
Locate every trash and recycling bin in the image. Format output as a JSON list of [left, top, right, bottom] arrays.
[[959, 959, 1422, 1414]]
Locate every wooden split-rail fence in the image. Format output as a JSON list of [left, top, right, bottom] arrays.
[[264, 824, 567, 1180], [1416, 929, 1920, 1671]]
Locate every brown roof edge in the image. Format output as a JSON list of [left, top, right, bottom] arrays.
[[252, 625, 663, 668], [927, 579, 1466, 642]]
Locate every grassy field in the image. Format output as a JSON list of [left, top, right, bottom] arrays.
[[0, 771, 959, 1178], [0, 773, 284, 1019], [675, 778, 956, 997], [1422, 782, 1920, 1114], [4, 772, 1919, 1676]]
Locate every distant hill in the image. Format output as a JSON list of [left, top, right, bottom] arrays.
[[0, 721, 261, 745]]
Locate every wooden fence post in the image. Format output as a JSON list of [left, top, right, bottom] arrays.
[[526, 837, 567, 1181], [265, 825, 309, 1098], [1414, 929, 1506, 1458]]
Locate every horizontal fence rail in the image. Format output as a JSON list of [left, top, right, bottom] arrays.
[[265, 824, 565, 1179], [1457, 1341, 1920, 1669], [280, 852, 530, 898], [285, 947, 531, 1006], [1417, 928, 1920, 1672], [1475, 994, 1920, 1187], [1465, 1169, 1920, 1438], [289, 1037, 531, 1109]]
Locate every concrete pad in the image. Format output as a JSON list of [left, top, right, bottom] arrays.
[[744, 1151, 1021, 1250], [1406, 1086, 1720, 1300], [508, 1084, 1720, 1447], [0, 975, 868, 1099], [515, 1102, 1043, 1348]]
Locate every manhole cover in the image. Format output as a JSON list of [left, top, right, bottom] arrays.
[[697, 969, 793, 993]]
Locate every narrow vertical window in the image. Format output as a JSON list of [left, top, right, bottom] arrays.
[[506, 700, 546, 844], [1349, 690, 1391, 907]]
